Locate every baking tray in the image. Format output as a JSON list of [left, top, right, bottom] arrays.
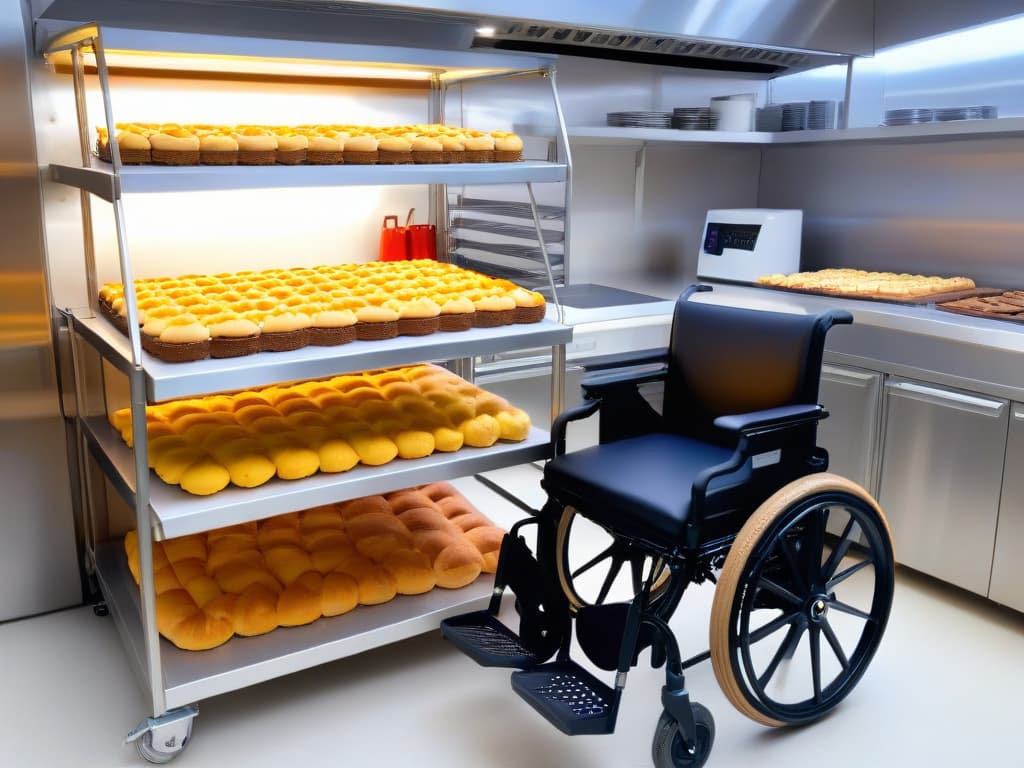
[[755, 283, 1004, 306], [935, 291, 1024, 324]]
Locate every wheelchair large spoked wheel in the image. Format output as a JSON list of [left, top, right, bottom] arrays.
[[710, 473, 895, 727], [556, 506, 672, 611]]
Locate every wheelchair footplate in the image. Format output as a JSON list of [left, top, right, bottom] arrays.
[[511, 660, 618, 735], [441, 526, 568, 669], [441, 611, 544, 669]]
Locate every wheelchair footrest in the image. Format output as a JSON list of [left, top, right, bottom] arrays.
[[441, 611, 544, 669], [511, 661, 618, 736]]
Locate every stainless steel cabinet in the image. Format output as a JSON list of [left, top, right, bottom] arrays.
[[989, 403, 1024, 611], [818, 364, 883, 495], [878, 378, 1009, 595]]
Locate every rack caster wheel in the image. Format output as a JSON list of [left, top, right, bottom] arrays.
[[126, 705, 197, 764], [652, 702, 715, 768], [92, 601, 109, 617]]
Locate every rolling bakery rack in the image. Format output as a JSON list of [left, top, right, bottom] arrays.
[[42, 24, 573, 763]]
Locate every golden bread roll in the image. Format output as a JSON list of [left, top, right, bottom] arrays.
[[381, 548, 436, 594], [434, 540, 484, 589], [464, 526, 504, 573]]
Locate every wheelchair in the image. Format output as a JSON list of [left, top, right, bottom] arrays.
[[442, 285, 895, 767]]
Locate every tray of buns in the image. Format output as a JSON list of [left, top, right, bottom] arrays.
[[99, 260, 547, 364], [936, 290, 1024, 323], [756, 269, 998, 305], [123, 482, 504, 651], [97, 123, 524, 166], [109, 364, 533, 497]]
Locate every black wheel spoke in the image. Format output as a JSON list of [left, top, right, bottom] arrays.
[[571, 543, 616, 579], [829, 599, 875, 622], [757, 620, 805, 689], [822, 517, 857, 581], [778, 536, 807, 590], [809, 625, 822, 704], [748, 611, 801, 644], [595, 554, 625, 605], [820, 615, 850, 670], [804, 508, 827, 587], [630, 556, 645, 595], [757, 576, 803, 606], [826, 557, 874, 591]]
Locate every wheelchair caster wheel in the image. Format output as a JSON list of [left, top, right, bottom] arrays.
[[710, 474, 895, 727], [652, 702, 714, 768], [93, 602, 109, 617]]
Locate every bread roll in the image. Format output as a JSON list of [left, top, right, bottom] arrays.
[[381, 548, 436, 595], [465, 526, 504, 573], [434, 540, 484, 589]]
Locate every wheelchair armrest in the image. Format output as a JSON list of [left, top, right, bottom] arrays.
[[688, 404, 827, 534], [580, 362, 668, 399], [713, 404, 826, 435], [550, 399, 601, 457]]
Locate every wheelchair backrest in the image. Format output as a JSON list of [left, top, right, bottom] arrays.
[[662, 290, 851, 447]]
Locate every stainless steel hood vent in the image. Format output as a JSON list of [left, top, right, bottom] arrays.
[[35, 0, 862, 76], [473, 22, 823, 75]]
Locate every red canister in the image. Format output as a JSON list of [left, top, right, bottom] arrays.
[[407, 224, 437, 260], [379, 215, 408, 261]]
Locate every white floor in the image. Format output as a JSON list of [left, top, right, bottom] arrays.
[[3, 467, 1023, 768]]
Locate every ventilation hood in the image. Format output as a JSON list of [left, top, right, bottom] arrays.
[[35, 0, 873, 76]]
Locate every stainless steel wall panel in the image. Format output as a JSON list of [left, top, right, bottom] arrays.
[[0, 0, 81, 619], [875, 0, 1024, 50], [758, 138, 1024, 288]]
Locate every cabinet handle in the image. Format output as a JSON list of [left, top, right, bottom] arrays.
[[822, 365, 878, 385], [887, 380, 1006, 417]]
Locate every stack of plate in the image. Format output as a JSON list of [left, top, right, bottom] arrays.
[[883, 108, 933, 126], [755, 105, 783, 132], [807, 100, 837, 130], [933, 105, 998, 122], [671, 107, 715, 130], [606, 111, 672, 128], [782, 102, 809, 131]]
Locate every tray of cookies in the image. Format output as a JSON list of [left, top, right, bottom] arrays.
[[756, 269, 998, 305], [936, 290, 1024, 323]]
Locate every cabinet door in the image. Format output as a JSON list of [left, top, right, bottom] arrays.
[[818, 364, 882, 494], [878, 379, 1008, 595], [989, 404, 1024, 611]]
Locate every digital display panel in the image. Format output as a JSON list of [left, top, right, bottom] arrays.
[[703, 223, 762, 255]]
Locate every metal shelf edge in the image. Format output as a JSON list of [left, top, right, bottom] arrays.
[[84, 415, 551, 540], [49, 160, 567, 198], [94, 539, 493, 709], [72, 312, 571, 402]]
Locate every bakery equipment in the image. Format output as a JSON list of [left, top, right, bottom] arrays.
[[697, 208, 803, 283]]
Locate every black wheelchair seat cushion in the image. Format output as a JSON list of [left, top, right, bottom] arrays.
[[544, 432, 744, 542]]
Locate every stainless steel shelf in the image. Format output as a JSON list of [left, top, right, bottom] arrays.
[[517, 117, 1024, 147], [71, 312, 571, 402], [84, 415, 551, 540], [94, 538, 494, 709], [50, 158, 569, 202]]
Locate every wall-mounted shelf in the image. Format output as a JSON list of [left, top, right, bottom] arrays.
[[72, 312, 571, 402], [51, 158, 568, 203], [519, 117, 1024, 148]]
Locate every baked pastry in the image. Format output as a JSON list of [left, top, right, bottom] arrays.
[[377, 136, 413, 164], [410, 136, 444, 164], [275, 132, 309, 165], [343, 135, 379, 165], [198, 133, 239, 165], [233, 128, 277, 165], [463, 134, 495, 163], [149, 128, 200, 165], [492, 132, 524, 162]]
